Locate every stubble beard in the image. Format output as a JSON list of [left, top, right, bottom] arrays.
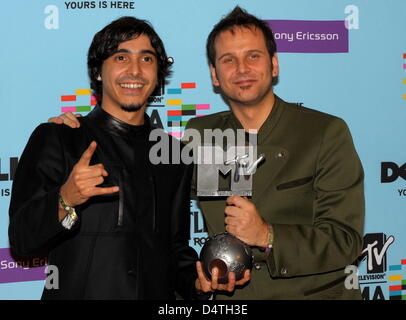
[[120, 103, 144, 112], [224, 83, 273, 108]]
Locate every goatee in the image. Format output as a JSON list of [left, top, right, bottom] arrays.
[[120, 104, 143, 112]]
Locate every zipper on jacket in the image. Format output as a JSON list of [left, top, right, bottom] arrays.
[[117, 169, 123, 226], [150, 174, 157, 232]]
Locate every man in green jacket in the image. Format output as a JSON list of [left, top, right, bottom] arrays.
[[187, 6, 364, 299]]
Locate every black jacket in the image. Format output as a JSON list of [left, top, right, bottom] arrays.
[[9, 106, 198, 300]]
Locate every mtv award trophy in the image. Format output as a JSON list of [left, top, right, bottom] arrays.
[[197, 144, 265, 284]]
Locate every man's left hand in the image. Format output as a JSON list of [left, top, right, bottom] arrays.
[[225, 196, 268, 247]]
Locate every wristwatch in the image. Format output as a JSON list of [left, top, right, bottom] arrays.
[[59, 194, 78, 230]]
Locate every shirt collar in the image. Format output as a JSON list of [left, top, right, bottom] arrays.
[[87, 105, 151, 138]]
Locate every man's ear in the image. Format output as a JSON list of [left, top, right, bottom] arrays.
[[210, 64, 220, 87], [271, 53, 279, 78]]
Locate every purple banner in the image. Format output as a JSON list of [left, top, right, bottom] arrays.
[[0, 248, 47, 284], [265, 20, 349, 53]]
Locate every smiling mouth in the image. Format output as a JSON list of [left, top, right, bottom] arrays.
[[119, 83, 144, 89], [234, 79, 256, 86]]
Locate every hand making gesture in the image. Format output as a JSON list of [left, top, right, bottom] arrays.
[[59, 141, 119, 210]]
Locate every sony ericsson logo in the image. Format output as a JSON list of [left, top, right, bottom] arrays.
[[0, 248, 47, 284], [266, 19, 349, 53], [264, 5, 360, 54]]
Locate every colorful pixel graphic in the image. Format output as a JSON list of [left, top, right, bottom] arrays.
[[165, 82, 210, 138], [60, 83, 211, 139], [60, 89, 97, 113], [388, 259, 406, 300]]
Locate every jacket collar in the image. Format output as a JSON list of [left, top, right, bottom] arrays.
[[227, 94, 285, 145], [87, 105, 151, 138], [225, 95, 289, 203]]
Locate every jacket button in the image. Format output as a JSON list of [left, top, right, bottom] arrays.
[[280, 267, 288, 276], [276, 151, 285, 158], [254, 263, 261, 270], [128, 269, 134, 275]]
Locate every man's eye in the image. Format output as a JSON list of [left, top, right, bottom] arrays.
[[222, 57, 234, 64], [249, 54, 260, 60], [115, 55, 127, 62], [142, 56, 154, 63]]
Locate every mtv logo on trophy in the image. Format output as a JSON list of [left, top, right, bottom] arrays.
[[196, 144, 265, 284], [197, 145, 265, 197]]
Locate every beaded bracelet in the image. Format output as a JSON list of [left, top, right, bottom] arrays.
[[265, 225, 274, 253]]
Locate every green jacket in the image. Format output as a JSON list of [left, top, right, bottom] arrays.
[[185, 96, 364, 300]]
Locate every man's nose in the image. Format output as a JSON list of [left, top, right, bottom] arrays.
[[236, 59, 250, 74], [127, 59, 141, 76]]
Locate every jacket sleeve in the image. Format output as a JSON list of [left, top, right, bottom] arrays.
[[170, 162, 200, 299], [182, 119, 199, 200], [8, 123, 69, 256], [265, 118, 365, 277]]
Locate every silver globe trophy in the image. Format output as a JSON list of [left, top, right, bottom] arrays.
[[200, 232, 253, 284], [196, 143, 265, 283]]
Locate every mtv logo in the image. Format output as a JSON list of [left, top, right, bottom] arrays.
[[360, 233, 394, 274], [196, 145, 263, 196]]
